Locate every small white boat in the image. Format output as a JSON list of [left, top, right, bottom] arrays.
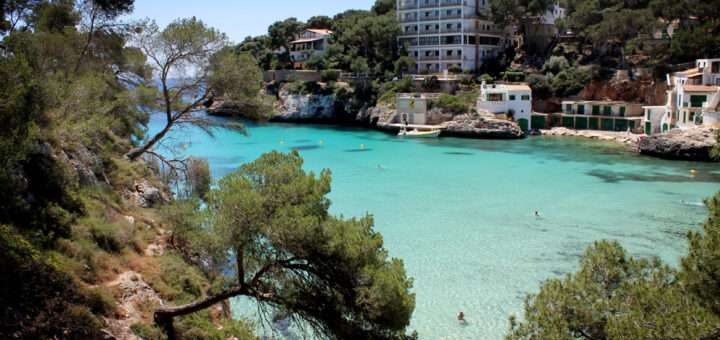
[[398, 127, 441, 138]]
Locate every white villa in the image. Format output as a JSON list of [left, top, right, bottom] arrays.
[[289, 29, 333, 68], [396, 0, 506, 72], [642, 58, 720, 134], [477, 81, 533, 129]]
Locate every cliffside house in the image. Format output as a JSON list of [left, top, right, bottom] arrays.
[[476, 81, 540, 130], [289, 29, 332, 69], [642, 58, 720, 134], [561, 100, 644, 132]]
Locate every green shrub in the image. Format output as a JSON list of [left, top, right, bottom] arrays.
[[87, 218, 132, 253], [131, 323, 168, 340], [88, 286, 119, 317], [396, 76, 415, 93], [378, 88, 397, 104], [322, 69, 339, 82], [447, 65, 463, 74], [479, 73, 494, 82], [429, 94, 470, 115], [501, 71, 525, 82], [526, 73, 552, 100], [421, 76, 441, 91], [419, 68, 430, 75], [542, 56, 570, 75], [463, 67, 472, 74], [284, 73, 299, 83]]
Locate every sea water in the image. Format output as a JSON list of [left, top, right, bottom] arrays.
[[150, 114, 720, 339]]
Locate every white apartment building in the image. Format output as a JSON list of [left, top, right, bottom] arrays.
[[397, 0, 505, 72]]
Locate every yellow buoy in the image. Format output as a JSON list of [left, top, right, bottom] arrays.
[[691, 170, 696, 175], [360, 144, 365, 148], [281, 141, 284, 145], [183, 144, 188, 149], [319, 141, 323, 145]]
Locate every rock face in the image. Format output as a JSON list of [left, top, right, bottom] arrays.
[[639, 128, 718, 161], [102, 271, 163, 340], [354, 104, 397, 126], [440, 114, 525, 138], [540, 127, 641, 146], [122, 180, 171, 208], [272, 88, 335, 122]]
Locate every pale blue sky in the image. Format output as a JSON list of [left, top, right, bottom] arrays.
[[123, 0, 377, 43]]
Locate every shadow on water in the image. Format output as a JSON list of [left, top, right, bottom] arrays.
[[291, 145, 320, 151], [345, 149, 372, 152], [208, 155, 247, 165], [443, 152, 475, 156], [587, 169, 720, 183]]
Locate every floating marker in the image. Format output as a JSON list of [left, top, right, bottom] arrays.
[[361, 144, 365, 148], [691, 169, 696, 175], [319, 141, 323, 145], [183, 144, 188, 149], [281, 141, 284, 145]]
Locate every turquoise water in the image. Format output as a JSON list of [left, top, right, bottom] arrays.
[[150, 114, 720, 339]]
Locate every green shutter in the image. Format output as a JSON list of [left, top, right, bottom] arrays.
[[603, 106, 612, 116], [645, 122, 652, 135], [690, 95, 706, 107], [566, 104, 572, 112], [589, 117, 599, 129], [619, 107, 626, 117], [578, 105, 585, 115], [592, 105, 600, 115], [509, 95, 516, 100]]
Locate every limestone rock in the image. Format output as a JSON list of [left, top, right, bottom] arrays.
[[440, 114, 525, 139], [122, 180, 171, 208], [639, 128, 717, 161], [355, 104, 397, 126], [272, 88, 335, 122], [102, 271, 163, 340]]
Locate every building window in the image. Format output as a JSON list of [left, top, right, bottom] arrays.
[[509, 95, 516, 100], [521, 95, 530, 100], [566, 104, 572, 112]]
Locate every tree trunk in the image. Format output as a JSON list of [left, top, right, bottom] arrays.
[[124, 120, 173, 161], [154, 286, 246, 336]]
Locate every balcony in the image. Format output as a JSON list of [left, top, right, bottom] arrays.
[[418, 15, 441, 22], [442, 27, 462, 33], [400, 16, 418, 23], [441, 0, 463, 6], [419, 29, 439, 34], [463, 27, 502, 34], [442, 13, 462, 19], [418, 55, 440, 61], [399, 2, 418, 10], [419, 1, 440, 8], [442, 55, 465, 61]]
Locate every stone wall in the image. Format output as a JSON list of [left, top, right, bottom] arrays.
[[263, 70, 322, 83]]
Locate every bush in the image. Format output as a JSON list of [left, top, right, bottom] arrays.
[[87, 218, 133, 253], [321, 69, 339, 82], [501, 71, 525, 82], [396, 76, 414, 93], [447, 65, 463, 74], [463, 67, 472, 74], [421, 76, 440, 91], [479, 73, 494, 82], [131, 323, 168, 340], [542, 56, 570, 75], [526, 73, 552, 100], [429, 94, 470, 115], [419, 68, 430, 75], [284, 73, 299, 83]]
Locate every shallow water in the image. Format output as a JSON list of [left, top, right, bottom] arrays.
[[150, 114, 720, 339]]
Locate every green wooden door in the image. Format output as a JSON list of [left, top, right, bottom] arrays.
[[619, 107, 626, 117], [531, 115, 546, 129], [518, 118, 528, 130], [562, 116, 575, 128], [589, 117, 599, 129], [577, 105, 585, 115], [601, 118, 614, 130], [603, 106, 612, 116], [645, 122, 652, 135], [575, 117, 588, 129], [662, 123, 669, 131]]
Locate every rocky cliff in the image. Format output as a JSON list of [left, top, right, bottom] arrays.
[[579, 76, 668, 105], [440, 114, 525, 138], [639, 128, 718, 161], [272, 88, 336, 122]]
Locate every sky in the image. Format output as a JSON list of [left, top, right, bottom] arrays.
[[122, 0, 378, 44]]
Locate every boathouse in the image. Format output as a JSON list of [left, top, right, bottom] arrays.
[[560, 100, 644, 131]]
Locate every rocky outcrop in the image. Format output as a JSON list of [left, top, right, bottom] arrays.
[[102, 271, 163, 340], [440, 114, 525, 139], [354, 104, 397, 126], [272, 88, 335, 122], [639, 128, 718, 161], [579, 76, 668, 106], [122, 180, 171, 208]]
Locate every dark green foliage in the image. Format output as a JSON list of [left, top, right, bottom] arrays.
[[167, 151, 416, 340], [268, 17, 304, 50], [429, 94, 470, 115], [322, 69, 340, 82], [541, 56, 570, 75], [396, 76, 414, 93], [306, 54, 326, 71], [131, 323, 169, 340], [462, 67, 472, 74], [421, 75, 440, 91], [0, 225, 106, 339], [508, 239, 720, 339], [447, 65, 462, 74], [304, 15, 333, 30], [419, 68, 429, 75], [394, 56, 416, 75], [682, 191, 720, 314], [501, 71, 525, 82], [526, 73, 552, 99]]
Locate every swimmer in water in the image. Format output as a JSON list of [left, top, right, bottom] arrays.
[[457, 312, 467, 325], [377, 165, 382, 169], [534, 211, 539, 217]]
